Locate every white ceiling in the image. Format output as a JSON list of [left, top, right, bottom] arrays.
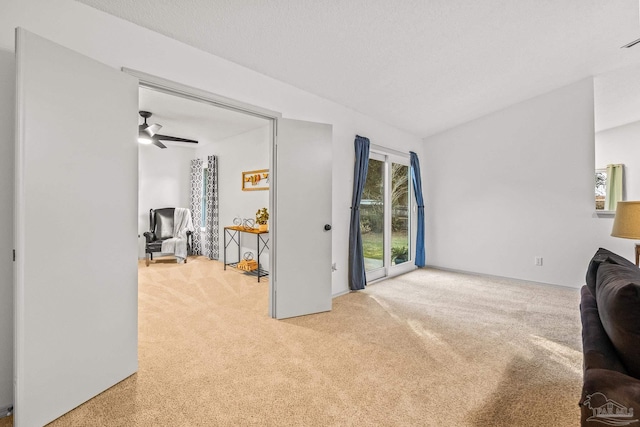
[[139, 87, 269, 147], [79, 0, 640, 138]]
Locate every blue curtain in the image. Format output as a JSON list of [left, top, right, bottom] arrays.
[[410, 152, 425, 267], [348, 135, 370, 290]]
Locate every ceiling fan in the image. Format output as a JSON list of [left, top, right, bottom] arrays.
[[138, 111, 198, 149], [622, 3, 640, 48], [621, 37, 640, 48]]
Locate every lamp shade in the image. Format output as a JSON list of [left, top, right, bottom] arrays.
[[611, 201, 640, 239]]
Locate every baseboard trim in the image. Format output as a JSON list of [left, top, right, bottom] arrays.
[[331, 264, 419, 296], [426, 265, 581, 292], [332, 289, 350, 298]]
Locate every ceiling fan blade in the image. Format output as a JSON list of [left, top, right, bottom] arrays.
[[146, 123, 162, 137], [151, 138, 167, 149], [155, 134, 199, 144]]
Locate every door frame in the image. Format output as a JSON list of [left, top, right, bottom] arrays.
[[122, 68, 283, 317]]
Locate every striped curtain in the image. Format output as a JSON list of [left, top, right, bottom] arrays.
[[189, 158, 203, 255], [204, 155, 219, 259]]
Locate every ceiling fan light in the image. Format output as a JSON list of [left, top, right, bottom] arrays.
[[138, 133, 153, 144]]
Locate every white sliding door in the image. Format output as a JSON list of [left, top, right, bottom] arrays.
[[272, 119, 332, 319], [14, 28, 139, 427], [361, 150, 414, 282]]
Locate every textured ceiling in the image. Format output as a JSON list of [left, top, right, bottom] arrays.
[[77, 0, 640, 138]]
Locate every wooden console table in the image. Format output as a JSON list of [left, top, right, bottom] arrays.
[[223, 225, 269, 282]]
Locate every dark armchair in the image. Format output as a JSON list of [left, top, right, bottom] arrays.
[[143, 208, 193, 266]]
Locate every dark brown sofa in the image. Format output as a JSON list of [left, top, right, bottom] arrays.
[[579, 248, 640, 425]]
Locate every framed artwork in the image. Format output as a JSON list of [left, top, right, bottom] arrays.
[[242, 169, 269, 191]]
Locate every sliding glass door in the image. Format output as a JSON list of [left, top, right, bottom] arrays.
[[360, 151, 412, 282], [361, 154, 385, 278], [391, 162, 410, 266]]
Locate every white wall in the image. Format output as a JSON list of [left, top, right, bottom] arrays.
[[595, 120, 640, 201], [0, 49, 14, 413], [195, 126, 270, 267], [424, 79, 631, 288], [0, 0, 424, 408], [138, 145, 193, 258]]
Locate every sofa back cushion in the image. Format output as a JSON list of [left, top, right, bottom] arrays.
[[596, 262, 640, 378], [586, 247, 637, 297]]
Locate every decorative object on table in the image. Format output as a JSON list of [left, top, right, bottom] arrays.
[[243, 218, 255, 230], [610, 201, 640, 265], [237, 258, 258, 271], [237, 251, 257, 271], [256, 207, 269, 232], [233, 217, 242, 226], [242, 169, 269, 191]]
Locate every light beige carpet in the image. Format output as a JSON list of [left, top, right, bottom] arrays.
[[6, 258, 583, 426]]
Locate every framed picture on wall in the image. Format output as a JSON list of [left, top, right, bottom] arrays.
[[242, 169, 269, 191]]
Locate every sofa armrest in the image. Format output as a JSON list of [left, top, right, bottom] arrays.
[[580, 368, 640, 426], [143, 231, 154, 243], [580, 286, 627, 373]]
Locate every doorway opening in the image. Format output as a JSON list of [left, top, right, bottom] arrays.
[[132, 75, 278, 316], [127, 68, 335, 320]]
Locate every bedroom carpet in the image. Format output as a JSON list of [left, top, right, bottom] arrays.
[[10, 258, 582, 426]]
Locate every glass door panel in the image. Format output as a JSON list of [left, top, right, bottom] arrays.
[[391, 163, 410, 265], [360, 157, 385, 273], [360, 151, 413, 284]]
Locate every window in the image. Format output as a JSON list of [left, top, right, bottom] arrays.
[[360, 151, 412, 281], [595, 164, 624, 211], [595, 168, 606, 210]]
